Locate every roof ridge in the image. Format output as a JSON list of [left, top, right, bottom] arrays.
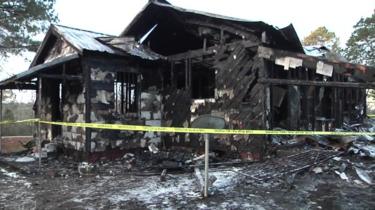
[[53, 24, 115, 37]]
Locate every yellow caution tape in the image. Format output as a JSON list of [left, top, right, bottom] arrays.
[[38, 120, 375, 136], [0, 118, 39, 125], [0, 118, 374, 136]]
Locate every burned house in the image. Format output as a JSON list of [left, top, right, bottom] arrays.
[[1, 0, 375, 159]]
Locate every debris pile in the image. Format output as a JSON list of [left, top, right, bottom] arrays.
[[238, 149, 341, 186]]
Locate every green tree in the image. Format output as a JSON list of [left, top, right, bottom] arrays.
[[344, 12, 375, 66], [303, 26, 341, 53], [0, 0, 58, 57]]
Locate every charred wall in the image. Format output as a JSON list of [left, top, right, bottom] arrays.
[[82, 55, 166, 152], [161, 42, 268, 159], [40, 78, 60, 141], [61, 78, 86, 150], [39, 63, 87, 151]]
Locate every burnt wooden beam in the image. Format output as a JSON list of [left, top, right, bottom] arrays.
[[170, 62, 175, 88], [0, 83, 37, 90], [80, 54, 139, 73], [61, 63, 66, 121], [39, 74, 82, 80], [37, 77, 42, 169], [120, 73, 124, 114], [125, 74, 130, 112], [203, 38, 207, 51], [83, 61, 92, 153], [168, 40, 259, 61], [185, 59, 189, 89], [258, 78, 375, 89], [137, 73, 142, 119], [186, 19, 258, 41], [220, 29, 224, 45], [188, 58, 192, 89], [0, 90, 2, 153], [0, 54, 80, 89]]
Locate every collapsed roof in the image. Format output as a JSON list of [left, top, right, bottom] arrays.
[[120, 0, 304, 55]]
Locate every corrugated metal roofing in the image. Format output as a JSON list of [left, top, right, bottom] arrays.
[[53, 25, 117, 54], [0, 25, 164, 89], [99, 37, 164, 60], [54, 25, 163, 60]]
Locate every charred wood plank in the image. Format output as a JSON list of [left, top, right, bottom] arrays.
[[39, 74, 82, 80], [258, 78, 375, 88], [0, 83, 37, 90], [91, 81, 115, 91], [82, 60, 92, 153], [186, 19, 259, 42]]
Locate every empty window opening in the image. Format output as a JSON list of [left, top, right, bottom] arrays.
[[170, 61, 215, 99], [172, 62, 186, 89], [191, 65, 215, 99], [114, 72, 139, 114]]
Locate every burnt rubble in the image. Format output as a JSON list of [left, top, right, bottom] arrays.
[[1, 139, 375, 209]]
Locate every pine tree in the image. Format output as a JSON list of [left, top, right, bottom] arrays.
[[344, 11, 375, 66], [0, 0, 58, 57], [303, 26, 341, 53]]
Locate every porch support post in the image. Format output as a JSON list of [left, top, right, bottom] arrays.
[[204, 133, 209, 197], [0, 89, 3, 154], [84, 63, 92, 154], [37, 78, 42, 170]]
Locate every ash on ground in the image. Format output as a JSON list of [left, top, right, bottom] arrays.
[[1, 127, 375, 210]]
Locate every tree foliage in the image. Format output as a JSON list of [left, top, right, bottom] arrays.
[[0, 0, 57, 57], [344, 11, 375, 66], [303, 26, 341, 53]]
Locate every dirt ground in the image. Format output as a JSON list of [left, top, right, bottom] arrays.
[[0, 148, 374, 210], [0, 136, 32, 154]]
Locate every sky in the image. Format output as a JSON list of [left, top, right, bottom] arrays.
[[1, 0, 374, 102], [53, 0, 375, 42]]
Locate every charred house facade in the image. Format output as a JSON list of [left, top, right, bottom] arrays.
[[1, 1, 374, 160]]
